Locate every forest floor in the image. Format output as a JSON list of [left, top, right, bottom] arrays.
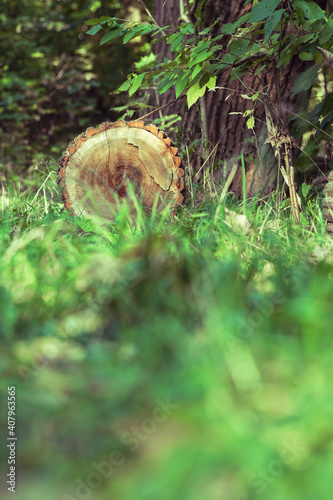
[[1, 171, 333, 500]]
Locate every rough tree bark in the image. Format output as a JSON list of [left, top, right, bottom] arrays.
[[152, 0, 326, 201], [322, 172, 333, 232]]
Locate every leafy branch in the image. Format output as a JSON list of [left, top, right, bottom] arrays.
[[86, 1, 331, 109], [85, 1, 333, 222]]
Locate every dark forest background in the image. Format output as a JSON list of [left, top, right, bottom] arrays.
[[1, 0, 152, 180]]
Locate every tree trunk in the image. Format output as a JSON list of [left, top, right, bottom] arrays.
[[152, 0, 317, 201]]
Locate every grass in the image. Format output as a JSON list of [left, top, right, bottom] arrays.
[[1, 170, 333, 500]]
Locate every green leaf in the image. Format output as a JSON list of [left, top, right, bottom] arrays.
[[169, 33, 185, 52], [246, 115, 255, 129], [319, 18, 333, 45], [175, 69, 191, 98], [191, 64, 203, 80], [221, 23, 237, 35], [203, 74, 216, 90], [179, 22, 195, 34], [221, 13, 250, 34], [100, 27, 124, 45], [301, 182, 311, 199], [172, 35, 184, 52], [249, 0, 281, 22], [187, 81, 206, 108], [228, 38, 250, 58], [291, 64, 320, 97], [192, 41, 211, 55], [123, 26, 146, 44], [138, 24, 160, 37], [128, 73, 145, 96], [293, 1, 326, 20], [86, 25, 103, 35], [299, 51, 315, 61], [223, 52, 237, 66], [297, 33, 318, 44], [158, 76, 176, 94], [116, 80, 131, 93], [134, 53, 157, 70], [230, 65, 248, 82], [264, 9, 285, 42], [85, 16, 110, 26], [189, 50, 214, 68], [254, 64, 266, 76], [168, 33, 179, 44], [186, 72, 216, 108]]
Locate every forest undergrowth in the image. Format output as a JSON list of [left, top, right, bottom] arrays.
[[1, 166, 333, 500]]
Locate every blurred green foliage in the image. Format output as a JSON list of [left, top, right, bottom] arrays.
[[1, 177, 333, 499]]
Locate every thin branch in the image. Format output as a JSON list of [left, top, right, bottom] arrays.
[[137, 0, 167, 36], [134, 94, 186, 122], [191, 0, 199, 17], [185, 0, 197, 24]]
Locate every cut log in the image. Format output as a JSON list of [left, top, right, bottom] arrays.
[[57, 121, 184, 221]]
